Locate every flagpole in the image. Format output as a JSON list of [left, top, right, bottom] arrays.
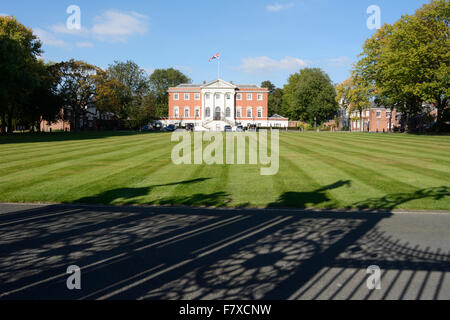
[[218, 54, 220, 79]]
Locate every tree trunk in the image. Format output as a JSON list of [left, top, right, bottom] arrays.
[[7, 111, 13, 134], [0, 113, 6, 135], [360, 110, 363, 132], [389, 108, 393, 133]]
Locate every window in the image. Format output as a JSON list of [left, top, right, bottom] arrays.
[[174, 93, 179, 100], [205, 93, 210, 100], [386, 111, 391, 119], [246, 93, 252, 101], [226, 107, 231, 117], [174, 107, 179, 118], [236, 107, 242, 118], [215, 93, 221, 100], [226, 93, 231, 100], [184, 107, 190, 118], [376, 111, 382, 118], [206, 107, 211, 117], [195, 107, 200, 118], [194, 93, 200, 100], [257, 107, 263, 118], [236, 94, 242, 100], [366, 110, 370, 117], [184, 93, 190, 100], [247, 108, 252, 118], [257, 94, 263, 101]]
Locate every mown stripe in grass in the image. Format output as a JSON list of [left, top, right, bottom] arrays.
[[0, 139, 171, 199], [299, 134, 450, 181], [282, 135, 418, 195], [0, 135, 165, 178], [0, 133, 165, 169]]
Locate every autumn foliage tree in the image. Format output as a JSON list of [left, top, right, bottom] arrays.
[[354, 0, 449, 131]]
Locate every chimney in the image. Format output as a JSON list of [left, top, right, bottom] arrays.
[[230, 80, 233, 84], [202, 80, 206, 84]]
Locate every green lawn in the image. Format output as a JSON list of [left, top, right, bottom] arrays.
[[0, 131, 449, 210]]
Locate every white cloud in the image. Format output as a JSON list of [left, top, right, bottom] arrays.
[[92, 10, 148, 42], [239, 56, 307, 74], [76, 41, 94, 48], [266, 3, 294, 12], [50, 23, 89, 36], [327, 56, 352, 67], [34, 28, 68, 48]]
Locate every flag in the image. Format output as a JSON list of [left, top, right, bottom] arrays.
[[209, 52, 220, 62]]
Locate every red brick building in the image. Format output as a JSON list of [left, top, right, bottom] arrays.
[[350, 107, 400, 132], [164, 79, 288, 131]]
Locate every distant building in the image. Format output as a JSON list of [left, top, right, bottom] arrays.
[[350, 105, 400, 132], [40, 107, 115, 132], [163, 79, 289, 131]]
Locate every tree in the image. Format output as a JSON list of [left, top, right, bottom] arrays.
[[354, 0, 450, 131], [282, 68, 338, 125], [149, 68, 191, 118], [128, 93, 157, 130], [50, 60, 100, 131], [23, 61, 62, 131], [262, 81, 284, 116], [96, 60, 150, 129], [96, 73, 131, 121], [0, 16, 42, 133]]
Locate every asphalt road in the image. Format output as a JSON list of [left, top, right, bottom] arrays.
[[0, 203, 449, 300]]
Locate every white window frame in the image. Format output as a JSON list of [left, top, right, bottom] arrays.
[[257, 107, 263, 118], [195, 107, 200, 118], [247, 107, 252, 118], [236, 94, 242, 101], [215, 93, 221, 100], [174, 93, 179, 101], [205, 93, 210, 100], [236, 107, 242, 118], [194, 93, 200, 100], [246, 93, 253, 101], [257, 94, 263, 101], [376, 111, 382, 118], [184, 107, 190, 118], [226, 93, 231, 100], [174, 107, 179, 118], [184, 93, 190, 101]]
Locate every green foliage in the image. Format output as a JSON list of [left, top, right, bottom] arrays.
[[149, 68, 191, 118], [50, 59, 100, 131], [0, 16, 44, 133], [354, 0, 450, 131], [281, 68, 338, 125], [261, 81, 284, 116]]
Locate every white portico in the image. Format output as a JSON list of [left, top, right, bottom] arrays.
[[201, 79, 236, 130]]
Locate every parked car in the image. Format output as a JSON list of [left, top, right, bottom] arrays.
[[186, 123, 194, 132], [248, 124, 257, 132], [236, 125, 244, 132], [141, 124, 154, 132], [224, 125, 232, 132], [162, 124, 176, 132]]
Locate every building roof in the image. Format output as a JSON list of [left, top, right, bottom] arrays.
[[269, 114, 288, 119], [172, 79, 262, 89]]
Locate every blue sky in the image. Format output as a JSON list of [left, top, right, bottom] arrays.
[[1, 0, 430, 87]]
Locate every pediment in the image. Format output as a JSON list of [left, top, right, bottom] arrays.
[[201, 79, 236, 89]]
